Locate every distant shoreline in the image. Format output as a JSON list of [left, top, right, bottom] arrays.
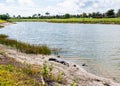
[[9, 18, 120, 25]]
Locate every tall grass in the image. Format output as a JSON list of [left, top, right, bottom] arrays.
[[0, 34, 51, 55], [0, 25, 4, 28], [9, 18, 120, 24]]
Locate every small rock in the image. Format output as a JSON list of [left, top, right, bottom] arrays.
[[82, 63, 87, 66], [73, 64, 76, 67], [94, 79, 100, 82], [57, 55, 60, 58], [49, 58, 57, 61], [103, 83, 110, 86]]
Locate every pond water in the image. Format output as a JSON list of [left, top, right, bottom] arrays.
[[0, 22, 120, 82]]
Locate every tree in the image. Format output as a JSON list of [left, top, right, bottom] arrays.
[[13, 15, 16, 18], [32, 14, 38, 18], [82, 12, 87, 18], [0, 13, 10, 20], [17, 15, 21, 18], [105, 9, 115, 18], [116, 9, 120, 17], [95, 12, 103, 18], [55, 15, 60, 18], [91, 12, 96, 18], [64, 13, 70, 18], [45, 12, 50, 16], [88, 13, 92, 18], [38, 14, 41, 18], [6, 13, 10, 18]]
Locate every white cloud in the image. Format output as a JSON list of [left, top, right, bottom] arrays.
[[57, 0, 120, 14], [0, 0, 120, 16], [6, 0, 15, 3], [18, 0, 34, 6]]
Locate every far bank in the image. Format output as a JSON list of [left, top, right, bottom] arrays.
[[9, 18, 120, 24]]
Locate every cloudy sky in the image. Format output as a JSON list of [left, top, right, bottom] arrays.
[[0, 0, 120, 16]]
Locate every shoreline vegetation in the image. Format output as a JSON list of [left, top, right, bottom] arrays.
[[0, 34, 51, 55], [10, 18, 120, 24], [0, 48, 66, 86], [0, 25, 4, 28], [0, 20, 6, 28]]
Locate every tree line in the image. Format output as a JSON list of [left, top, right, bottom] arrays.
[[0, 9, 120, 20], [0, 13, 10, 20]]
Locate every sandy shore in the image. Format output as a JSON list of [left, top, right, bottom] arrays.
[[0, 22, 14, 27], [0, 44, 120, 86]]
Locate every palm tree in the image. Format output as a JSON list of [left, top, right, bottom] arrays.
[[45, 12, 50, 16], [38, 14, 41, 18], [116, 9, 120, 17]]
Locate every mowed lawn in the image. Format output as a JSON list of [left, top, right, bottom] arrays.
[[10, 18, 120, 24]]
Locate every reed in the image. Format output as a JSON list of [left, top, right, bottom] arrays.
[[0, 34, 51, 55]]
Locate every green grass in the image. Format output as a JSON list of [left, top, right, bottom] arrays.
[[0, 20, 6, 28], [0, 20, 6, 23], [9, 18, 120, 24], [0, 54, 66, 86], [0, 56, 42, 86], [0, 65, 41, 86], [0, 34, 51, 55]]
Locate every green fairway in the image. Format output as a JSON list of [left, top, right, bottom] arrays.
[[10, 18, 120, 24]]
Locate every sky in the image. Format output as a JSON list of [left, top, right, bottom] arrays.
[[0, 0, 120, 16]]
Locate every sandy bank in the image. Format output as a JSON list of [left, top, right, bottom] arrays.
[[0, 22, 14, 27], [0, 44, 120, 86]]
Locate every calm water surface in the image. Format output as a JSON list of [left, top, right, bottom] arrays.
[[0, 22, 120, 82]]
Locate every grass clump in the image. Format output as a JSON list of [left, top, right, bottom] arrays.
[[42, 62, 66, 85], [0, 50, 7, 57], [70, 81, 75, 86], [0, 25, 4, 28], [0, 34, 8, 39], [0, 65, 41, 86], [0, 34, 51, 55]]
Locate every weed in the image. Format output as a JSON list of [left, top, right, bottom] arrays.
[[71, 81, 75, 86], [56, 71, 65, 83], [42, 62, 48, 77], [0, 50, 7, 57]]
